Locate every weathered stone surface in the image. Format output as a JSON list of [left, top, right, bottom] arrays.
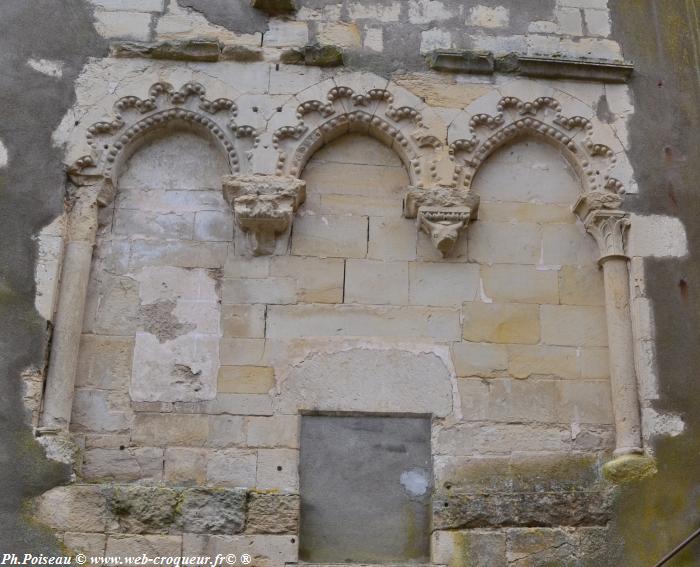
[[463, 302, 540, 345], [132, 413, 209, 446], [110, 40, 222, 61], [251, 0, 296, 15], [344, 260, 408, 305], [556, 380, 614, 424], [276, 348, 454, 416], [105, 534, 182, 557], [507, 344, 579, 379], [256, 448, 299, 491], [107, 486, 180, 534], [206, 449, 257, 488], [270, 256, 344, 303], [409, 262, 480, 306], [164, 447, 207, 485], [82, 447, 163, 482], [452, 342, 508, 378], [291, 214, 367, 258], [247, 415, 299, 448], [541, 305, 608, 347], [219, 338, 266, 365], [505, 528, 576, 566], [481, 264, 559, 304], [367, 217, 418, 260], [427, 49, 495, 74], [35, 485, 108, 533], [207, 415, 246, 448], [182, 534, 297, 566], [559, 265, 606, 306], [62, 532, 106, 557], [178, 488, 246, 534], [280, 44, 344, 67], [246, 492, 299, 534], [221, 304, 266, 338], [432, 530, 506, 567], [76, 335, 134, 390]]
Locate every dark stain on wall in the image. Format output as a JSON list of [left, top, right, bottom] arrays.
[[0, 0, 106, 552], [610, 1, 700, 564]]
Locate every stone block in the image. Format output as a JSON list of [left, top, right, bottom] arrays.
[[463, 302, 540, 344], [224, 254, 270, 278], [556, 380, 613, 424], [114, 210, 194, 239], [579, 348, 609, 379], [82, 447, 163, 483], [487, 378, 558, 423], [269, 255, 344, 303], [105, 535, 182, 556], [316, 22, 361, 48], [556, 6, 584, 35], [130, 240, 228, 270], [477, 201, 573, 224], [558, 265, 605, 306], [467, 5, 509, 28], [585, 9, 611, 37], [132, 413, 209, 446], [363, 27, 383, 52], [62, 532, 106, 558], [409, 262, 480, 306], [206, 449, 257, 488], [90, 0, 164, 12], [267, 304, 461, 339], [218, 366, 274, 394], [180, 394, 273, 416], [93, 10, 152, 40], [276, 348, 453, 417], [221, 304, 266, 338], [222, 277, 297, 304], [481, 264, 559, 304], [219, 338, 266, 366], [344, 259, 408, 305], [457, 379, 490, 420], [91, 275, 140, 335], [452, 342, 508, 378], [246, 415, 299, 448], [347, 2, 401, 20], [302, 159, 407, 197], [164, 447, 207, 485], [319, 194, 399, 217], [106, 485, 179, 534], [468, 222, 541, 264], [541, 224, 599, 266], [182, 534, 298, 566], [432, 530, 507, 567], [246, 493, 299, 534], [76, 335, 134, 390], [505, 528, 576, 565], [207, 415, 247, 447], [367, 217, 417, 260], [35, 485, 108, 533], [420, 28, 453, 54], [256, 448, 299, 491], [541, 305, 608, 347], [194, 211, 233, 242], [263, 20, 309, 47], [71, 389, 132, 434], [178, 488, 246, 534], [507, 344, 579, 379], [409, 0, 456, 24], [291, 214, 368, 258]]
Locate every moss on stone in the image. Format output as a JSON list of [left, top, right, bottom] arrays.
[[603, 454, 657, 484], [280, 44, 344, 67]]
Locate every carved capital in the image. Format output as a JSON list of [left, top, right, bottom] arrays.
[[404, 186, 479, 257], [573, 191, 629, 262], [223, 174, 306, 256]]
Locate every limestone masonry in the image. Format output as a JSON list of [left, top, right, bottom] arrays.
[[2, 0, 698, 565]]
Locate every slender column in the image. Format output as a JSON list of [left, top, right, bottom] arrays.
[[40, 188, 99, 432], [575, 195, 643, 456]]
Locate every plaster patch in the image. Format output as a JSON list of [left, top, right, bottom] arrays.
[[642, 407, 685, 440], [27, 58, 64, 78], [400, 468, 430, 497], [467, 5, 510, 29], [628, 214, 688, 258]]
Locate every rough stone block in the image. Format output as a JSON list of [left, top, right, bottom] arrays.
[[246, 493, 299, 534], [206, 449, 257, 487], [218, 366, 274, 394], [507, 344, 579, 379], [246, 415, 299, 448], [105, 535, 182, 557], [344, 260, 408, 305], [468, 222, 541, 264], [267, 304, 461, 339], [219, 338, 266, 365], [207, 415, 247, 447], [463, 302, 540, 344], [256, 448, 299, 491], [35, 485, 108, 533], [179, 488, 246, 534], [481, 264, 559, 304], [452, 342, 508, 378], [76, 335, 134, 390], [291, 214, 368, 258], [194, 211, 233, 242], [558, 265, 605, 306], [269, 255, 344, 303], [222, 277, 297, 304], [164, 447, 207, 485], [409, 262, 480, 306], [556, 380, 613, 424], [221, 304, 266, 338], [367, 217, 417, 260], [541, 305, 608, 347], [132, 413, 209, 446]]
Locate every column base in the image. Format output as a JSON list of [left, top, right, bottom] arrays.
[[603, 453, 657, 484], [35, 428, 80, 468]]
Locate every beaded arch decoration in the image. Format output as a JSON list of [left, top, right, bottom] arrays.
[[449, 96, 625, 196], [68, 82, 254, 197]]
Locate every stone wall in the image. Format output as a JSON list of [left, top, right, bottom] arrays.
[[2, 0, 694, 565]]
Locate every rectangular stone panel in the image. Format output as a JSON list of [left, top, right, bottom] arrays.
[[299, 415, 432, 563]]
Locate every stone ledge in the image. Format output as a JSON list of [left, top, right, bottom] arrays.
[[427, 49, 634, 82], [110, 40, 263, 62]]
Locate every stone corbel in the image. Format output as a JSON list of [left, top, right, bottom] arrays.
[[404, 186, 479, 256], [223, 174, 306, 256]]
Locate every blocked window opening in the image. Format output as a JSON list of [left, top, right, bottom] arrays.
[[299, 415, 432, 564]]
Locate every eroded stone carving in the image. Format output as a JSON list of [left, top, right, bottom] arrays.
[[405, 186, 479, 256], [574, 191, 629, 261], [223, 174, 306, 256]]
